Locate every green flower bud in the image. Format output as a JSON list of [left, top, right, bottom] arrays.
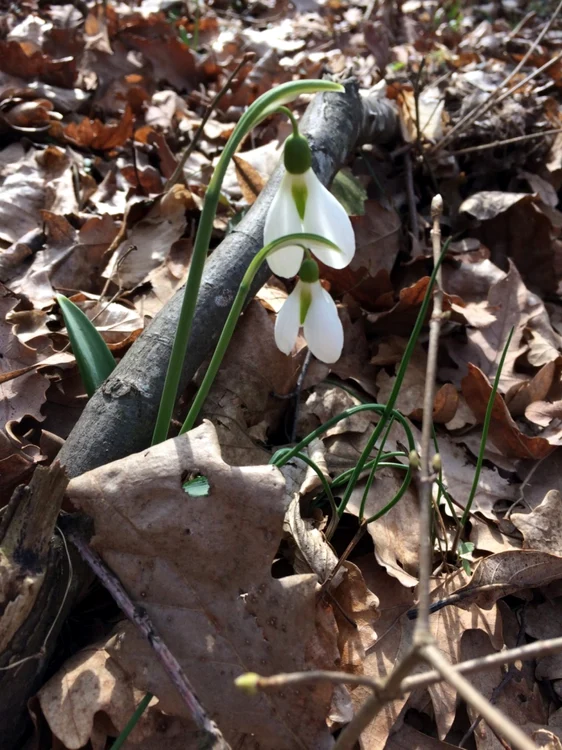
[[284, 134, 312, 175], [298, 258, 320, 283]]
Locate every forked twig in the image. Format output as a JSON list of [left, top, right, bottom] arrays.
[[420, 643, 537, 750]]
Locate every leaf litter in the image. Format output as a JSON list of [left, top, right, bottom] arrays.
[[3, 0, 562, 748]]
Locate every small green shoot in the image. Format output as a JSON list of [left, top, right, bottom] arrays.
[[56, 295, 116, 397], [459, 541, 475, 575]]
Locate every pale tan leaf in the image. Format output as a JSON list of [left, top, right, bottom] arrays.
[[233, 154, 266, 204], [452, 550, 562, 609], [66, 422, 337, 750], [347, 469, 420, 587], [512, 491, 562, 554], [38, 645, 200, 750]]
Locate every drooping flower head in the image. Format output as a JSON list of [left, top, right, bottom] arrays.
[[275, 258, 343, 364], [264, 132, 355, 278]]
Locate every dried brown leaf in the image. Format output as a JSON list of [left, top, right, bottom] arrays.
[[39, 645, 200, 749], [453, 550, 562, 609], [347, 469, 420, 587], [233, 154, 266, 204], [66, 422, 337, 749], [462, 364, 553, 459], [512, 491, 562, 554]]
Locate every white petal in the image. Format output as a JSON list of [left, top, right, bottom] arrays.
[[264, 173, 304, 278], [302, 169, 355, 269], [303, 282, 343, 363], [275, 281, 302, 355]]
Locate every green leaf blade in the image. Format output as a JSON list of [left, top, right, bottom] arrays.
[[57, 295, 117, 397]]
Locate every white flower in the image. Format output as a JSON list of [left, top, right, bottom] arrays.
[[263, 135, 355, 278], [275, 275, 343, 364]]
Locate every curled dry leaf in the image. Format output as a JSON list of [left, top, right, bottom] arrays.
[[462, 363, 553, 459], [0, 285, 50, 428], [9, 212, 119, 307], [284, 494, 345, 586], [65, 106, 134, 151], [332, 561, 379, 674], [506, 362, 556, 418], [451, 550, 562, 610], [65, 421, 337, 750], [351, 559, 502, 746], [512, 491, 562, 555], [461, 628, 548, 750], [377, 347, 459, 423]]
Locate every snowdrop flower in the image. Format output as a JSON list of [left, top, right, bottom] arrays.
[[264, 132, 355, 278], [275, 258, 343, 363]]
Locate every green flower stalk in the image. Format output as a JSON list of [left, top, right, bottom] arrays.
[[153, 79, 345, 446]]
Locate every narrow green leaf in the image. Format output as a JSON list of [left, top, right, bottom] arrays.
[[57, 295, 116, 397]]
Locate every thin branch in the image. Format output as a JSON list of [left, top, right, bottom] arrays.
[[450, 127, 562, 156], [242, 633, 562, 697], [421, 644, 538, 750], [63, 520, 231, 750], [414, 193, 443, 637], [166, 53, 254, 189]]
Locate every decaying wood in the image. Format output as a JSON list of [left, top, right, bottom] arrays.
[[0, 463, 85, 749], [57, 80, 398, 478]]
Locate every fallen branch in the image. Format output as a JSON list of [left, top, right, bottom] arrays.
[[57, 80, 398, 478]]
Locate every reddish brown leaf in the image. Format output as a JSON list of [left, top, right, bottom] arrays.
[[462, 364, 553, 459], [65, 106, 134, 151]]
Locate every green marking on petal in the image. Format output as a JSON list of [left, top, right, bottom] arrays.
[[299, 284, 312, 325], [291, 179, 308, 221]]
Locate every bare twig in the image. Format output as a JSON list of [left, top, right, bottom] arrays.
[[243, 632, 562, 697], [414, 193, 443, 636], [166, 53, 254, 189], [63, 520, 231, 750], [450, 127, 562, 155], [421, 644, 538, 750]]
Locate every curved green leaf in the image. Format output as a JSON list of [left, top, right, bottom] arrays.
[[57, 294, 116, 397]]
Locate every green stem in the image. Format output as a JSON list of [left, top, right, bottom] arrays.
[[357, 416, 396, 521], [179, 233, 338, 434], [152, 79, 344, 446], [277, 106, 300, 136], [336, 238, 450, 516], [452, 326, 515, 553], [292, 450, 337, 519], [110, 692, 153, 750]]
